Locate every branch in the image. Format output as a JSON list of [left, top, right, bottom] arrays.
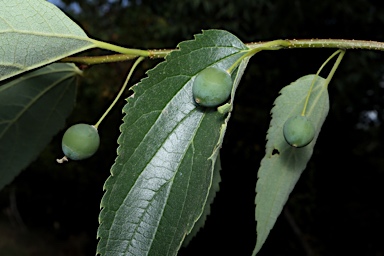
[[248, 39, 384, 51], [60, 39, 384, 65], [60, 49, 171, 65]]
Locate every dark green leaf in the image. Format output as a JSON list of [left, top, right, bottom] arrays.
[[0, 63, 80, 190], [97, 29, 249, 256], [182, 153, 222, 247]]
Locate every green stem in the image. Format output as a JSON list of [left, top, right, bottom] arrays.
[[301, 49, 345, 116], [60, 39, 384, 66], [60, 48, 171, 65], [90, 39, 151, 57], [92, 38, 384, 57], [147, 49, 172, 59], [248, 39, 292, 52], [94, 57, 145, 129], [248, 39, 384, 51], [61, 54, 139, 65], [227, 39, 291, 74], [324, 49, 346, 85]]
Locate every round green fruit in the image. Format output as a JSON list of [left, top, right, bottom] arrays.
[[283, 115, 315, 148], [192, 67, 233, 107], [61, 123, 100, 160]]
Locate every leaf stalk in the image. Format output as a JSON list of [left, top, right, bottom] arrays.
[[94, 57, 145, 129], [301, 49, 345, 116]]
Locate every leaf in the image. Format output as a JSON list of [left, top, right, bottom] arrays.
[[0, 0, 95, 82], [181, 57, 251, 246], [182, 153, 222, 247], [253, 75, 330, 255], [0, 63, 80, 191], [97, 29, 249, 256]]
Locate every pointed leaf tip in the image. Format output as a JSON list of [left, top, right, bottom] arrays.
[[253, 75, 330, 255]]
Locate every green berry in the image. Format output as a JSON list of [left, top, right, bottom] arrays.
[[61, 123, 100, 160], [283, 115, 315, 148], [192, 67, 233, 107]]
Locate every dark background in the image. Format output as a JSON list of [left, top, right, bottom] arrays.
[[1, 0, 384, 255]]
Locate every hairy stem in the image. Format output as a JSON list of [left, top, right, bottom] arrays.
[[61, 54, 138, 65], [248, 39, 384, 51], [61, 39, 384, 66]]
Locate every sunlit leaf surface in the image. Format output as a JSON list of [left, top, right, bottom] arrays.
[[0, 0, 95, 81], [97, 30, 249, 256]]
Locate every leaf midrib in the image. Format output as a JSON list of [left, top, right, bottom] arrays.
[[0, 30, 91, 40], [106, 107, 205, 255], [0, 70, 76, 138]]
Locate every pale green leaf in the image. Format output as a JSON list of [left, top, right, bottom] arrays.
[[97, 29, 249, 256], [0, 63, 80, 190], [253, 75, 330, 255], [0, 0, 95, 81]]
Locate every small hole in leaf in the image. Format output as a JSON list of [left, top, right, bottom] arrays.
[[272, 149, 280, 156]]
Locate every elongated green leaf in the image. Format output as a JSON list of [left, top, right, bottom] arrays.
[[182, 56, 251, 246], [97, 30, 249, 256], [0, 0, 95, 81], [253, 75, 330, 255], [0, 63, 80, 190], [182, 153, 222, 247]]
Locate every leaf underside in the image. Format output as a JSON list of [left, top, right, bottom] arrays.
[[97, 29, 249, 256], [0, 63, 80, 190], [0, 0, 95, 82], [253, 75, 330, 255]]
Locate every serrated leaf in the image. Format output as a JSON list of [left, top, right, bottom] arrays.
[[182, 57, 251, 246], [184, 55, 251, 247], [182, 153, 222, 247], [97, 29, 249, 256], [0, 0, 95, 81], [253, 75, 329, 255], [0, 63, 80, 190]]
